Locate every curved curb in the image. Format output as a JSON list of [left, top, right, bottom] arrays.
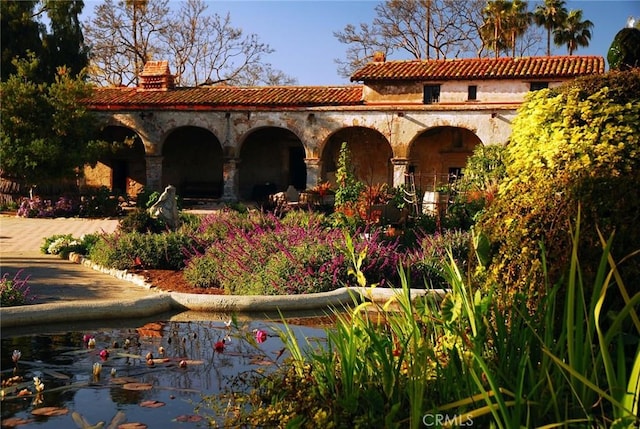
[[0, 295, 175, 328], [0, 253, 449, 328]]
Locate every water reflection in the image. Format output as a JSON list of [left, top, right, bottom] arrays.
[[1, 310, 333, 428]]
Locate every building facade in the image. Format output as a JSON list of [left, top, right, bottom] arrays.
[[83, 55, 604, 201]]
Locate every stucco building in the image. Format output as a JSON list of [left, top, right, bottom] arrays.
[[83, 55, 604, 202]]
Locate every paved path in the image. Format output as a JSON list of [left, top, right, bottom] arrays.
[[0, 215, 157, 304]]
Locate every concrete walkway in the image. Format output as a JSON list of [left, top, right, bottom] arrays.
[[0, 214, 442, 329], [0, 215, 156, 304]]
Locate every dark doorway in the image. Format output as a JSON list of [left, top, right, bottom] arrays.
[[112, 160, 128, 194], [289, 147, 307, 190]]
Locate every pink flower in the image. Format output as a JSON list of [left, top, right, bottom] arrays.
[[99, 349, 109, 360], [214, 340, 225, 353], [255, 329, 268, 344]]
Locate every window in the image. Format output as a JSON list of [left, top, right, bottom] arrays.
[[448, 167, 463, 183], [467, 85, 477, 101], [530, 82, 549, 91], [423, 85, 441, 104]]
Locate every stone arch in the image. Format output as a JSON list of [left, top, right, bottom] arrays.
[[238, 127, 306, 201], [84, 126, 146, 197], [162, 126, 223, 199], [407, 126, 482, 192], [321, 126, 393, 187]]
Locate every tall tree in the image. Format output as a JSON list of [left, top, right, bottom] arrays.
[[161, 0, 295, 86], [481, 0, 511, 58], [0, 55, 108, 188], [504, 0, 532, 57], [1, 0, 89, 83], [553, 9, 593, 55], [83, 0, 294, 87], [533, 0, 568, 56], [83, 0, 170, 86], [0, 1, 43, 81], [607, 18, 640, 70], [334, 0, 486, 79], [40, 1, 89, 79]]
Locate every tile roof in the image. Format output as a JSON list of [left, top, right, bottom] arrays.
[[85, 85, 364, 110], [350, 56, 605, 82]]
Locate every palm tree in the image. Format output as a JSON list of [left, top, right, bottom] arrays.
[[533, 0, 568, 56], [481, 0, 511, 58], [504, 0, 532, 57], [554, 9, 593, 55]]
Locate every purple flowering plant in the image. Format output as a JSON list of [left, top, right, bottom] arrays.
[[0, 270, 35, 306]]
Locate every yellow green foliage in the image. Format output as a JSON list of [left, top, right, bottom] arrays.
[[478, 69, 640, 311]]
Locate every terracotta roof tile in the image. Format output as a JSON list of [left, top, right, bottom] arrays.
[[350, 56, 605, 82], [85, 85, 364, 109]]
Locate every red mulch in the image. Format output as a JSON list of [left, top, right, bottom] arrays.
[[134, 269, 226, 295]]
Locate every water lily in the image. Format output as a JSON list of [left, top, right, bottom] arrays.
[[179, 360, 187, 368], [87, 338, 96, 348], [110, 368, 117, 377], [12, 350, 21, 365], [99, 349, 109, 360], [33, 377, 45, 392], [158, 346, 165, 356], [92, 362, 102, 377], [254, 329, 268, 344], [214, 340, 225, 353]]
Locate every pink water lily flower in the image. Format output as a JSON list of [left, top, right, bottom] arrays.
[[255, 329, 268, 344]]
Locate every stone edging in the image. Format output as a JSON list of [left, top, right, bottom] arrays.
[[0, 253, 449, 328]]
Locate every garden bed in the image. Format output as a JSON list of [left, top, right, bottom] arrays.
[[135, 269, 226, 295]]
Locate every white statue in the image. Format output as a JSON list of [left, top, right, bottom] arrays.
[[149, 185, 179, 229]]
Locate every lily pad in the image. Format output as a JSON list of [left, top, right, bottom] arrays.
[[110, 377, 139, 385], [116, 353, 144, 359], [118, 423, 147, 429], [0, 417, 34, 427], [31, 406, 69, 416], [177, 359, 203, 365], [175, 415, 203, 422], [122, 382, 153, 391], [249, 357, 274, 366], [140, 400, 165, 408]]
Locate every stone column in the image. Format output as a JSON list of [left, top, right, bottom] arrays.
[[222, 158, 240, 201], [145, 155, 164, 192], [391, 157, 410, 188], [305, 158, 321, 190]]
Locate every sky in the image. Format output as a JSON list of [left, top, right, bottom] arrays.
[[84, 0, 640, 86]]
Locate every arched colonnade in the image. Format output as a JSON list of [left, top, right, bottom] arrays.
[[85, 108, 514, 202]]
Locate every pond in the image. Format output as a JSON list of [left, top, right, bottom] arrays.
[[1, 311, 333, 428]]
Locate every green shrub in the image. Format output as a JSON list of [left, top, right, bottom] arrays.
[[477, 69, 640, 310], [119, 208, 166, 233], [410, 229, 472, 289], [89, 231, 193, 270], [78, 186, 122, 218], [41, 233, 101, 258]]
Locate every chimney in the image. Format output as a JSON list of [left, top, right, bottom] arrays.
[[372, 51, 386, 63], [138, 60, 175, 91]]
